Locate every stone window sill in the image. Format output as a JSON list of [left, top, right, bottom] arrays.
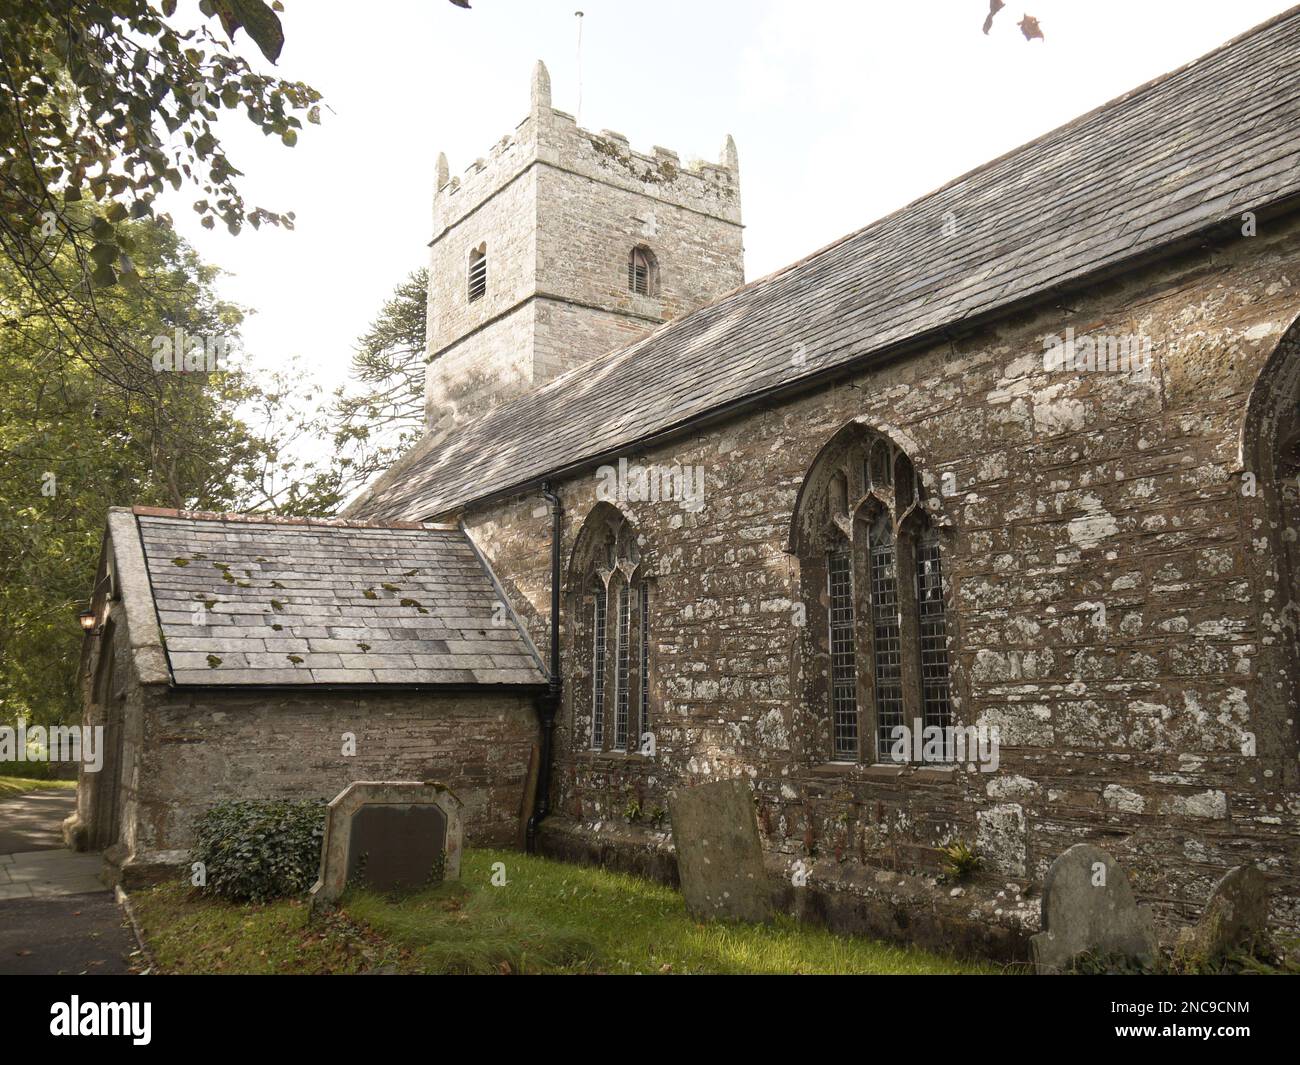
[[804, 762, 956, 783], [576, 749, 653, 764]]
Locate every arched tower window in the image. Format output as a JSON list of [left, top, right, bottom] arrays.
[[569, 504, 653, 754], [468, 243, 487, 302], [792, 424, 955, 765], [628, 245, 658, 297]]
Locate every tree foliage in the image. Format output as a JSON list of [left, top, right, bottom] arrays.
[[0, 0, 321, 393], [330, 267, 428, 500], [0, 211, 326, 730], [0, 3, 469, 730]]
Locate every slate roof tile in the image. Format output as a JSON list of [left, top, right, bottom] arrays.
[[348, 10, 1300, 523], [135, 511, 546, 688]]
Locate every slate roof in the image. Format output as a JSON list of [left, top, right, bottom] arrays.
[[131, 509, 547, 687], [350, 7, 1300, 523]]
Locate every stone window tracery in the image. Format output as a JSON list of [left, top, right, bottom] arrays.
[[793, 425, 955, 765], [571, 505, 652, 754]]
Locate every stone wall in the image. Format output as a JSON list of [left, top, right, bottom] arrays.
[[423, 63, 743, 427], [458, 212, 1300, 948], [97, 681, 537, 884]]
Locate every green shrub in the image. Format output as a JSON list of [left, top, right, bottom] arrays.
[[190, 798, 326, 903]]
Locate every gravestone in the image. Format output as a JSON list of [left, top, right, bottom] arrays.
[[1176, 864, 1270, 966], [668, 778, 773, 923], [309, 781, 461, 917], [1031, 843, 1158, 974]]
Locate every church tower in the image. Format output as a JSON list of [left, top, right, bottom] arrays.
[[424, 61, 744, 428]]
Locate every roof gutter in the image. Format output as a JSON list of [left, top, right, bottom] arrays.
[[526, 481, 563, 853]]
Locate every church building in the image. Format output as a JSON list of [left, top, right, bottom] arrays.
[[73, 12, 1300, 959]]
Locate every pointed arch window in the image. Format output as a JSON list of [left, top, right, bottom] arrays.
[[794, 426, 955, 766], [571, 505, 653, 754]]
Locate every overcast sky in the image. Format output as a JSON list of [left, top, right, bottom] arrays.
[[159, 0, 1295, 394]]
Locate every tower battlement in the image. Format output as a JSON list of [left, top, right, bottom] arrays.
[[424, 60, 745, 429], [432, 62, 740, 242]]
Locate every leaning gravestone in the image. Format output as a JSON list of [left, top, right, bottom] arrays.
[[309, 781, 462, 917], [668, 778, 773, 923], [1176, 864, 1270, 966], [1031, 843, 1158, 973]]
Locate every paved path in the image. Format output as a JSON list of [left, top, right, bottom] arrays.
[[0, 790, 137, 974], [0, 849, 110, 899], [0, 788, 76, 853]]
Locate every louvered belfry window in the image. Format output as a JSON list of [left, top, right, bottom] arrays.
[[468, 244, 487, 302], [628, 246, 654, 296]]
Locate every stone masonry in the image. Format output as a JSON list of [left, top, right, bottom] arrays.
[[453, 215, 1300, 954], [69, 511, 546, 887], [423, 61, 743, 428], [347, 15, 1300, 959]]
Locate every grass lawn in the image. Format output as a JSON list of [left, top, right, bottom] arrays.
[[132, 848, 1004, 975], [0, 774, 77, 798]]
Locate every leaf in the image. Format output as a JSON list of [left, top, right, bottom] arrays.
[[90, 242, 118, 267], [211, 0, 286, 64], [982, 0, 1005, 35], [90, 262, 118, 287], [1019, 14, 1044, 41]]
